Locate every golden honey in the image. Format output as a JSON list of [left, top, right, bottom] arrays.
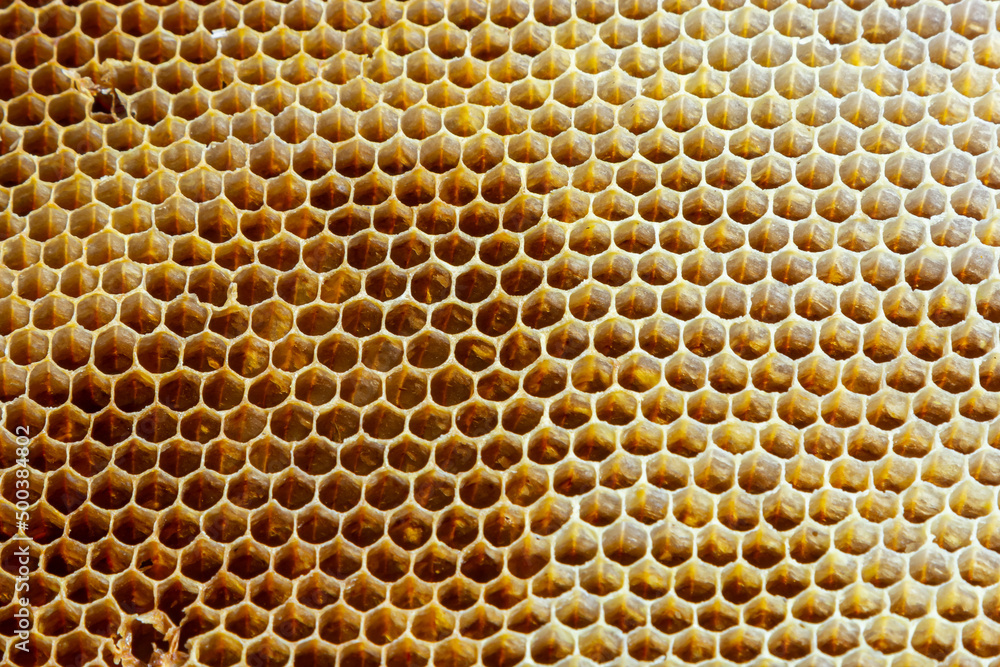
[[3, 0, 1000, 665]]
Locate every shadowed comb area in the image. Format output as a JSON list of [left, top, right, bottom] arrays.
[[7, 0, 1000, 665]]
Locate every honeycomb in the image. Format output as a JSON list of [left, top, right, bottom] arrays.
[[7, 0, 1000, 664]]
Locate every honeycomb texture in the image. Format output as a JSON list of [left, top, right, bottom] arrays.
[[8, 0, 1000, 665]]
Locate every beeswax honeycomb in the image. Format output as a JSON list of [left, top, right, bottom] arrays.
[[4, 0, 1000, 665]]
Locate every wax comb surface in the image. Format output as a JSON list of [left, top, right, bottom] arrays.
[[4, 0, 1000, 665]]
